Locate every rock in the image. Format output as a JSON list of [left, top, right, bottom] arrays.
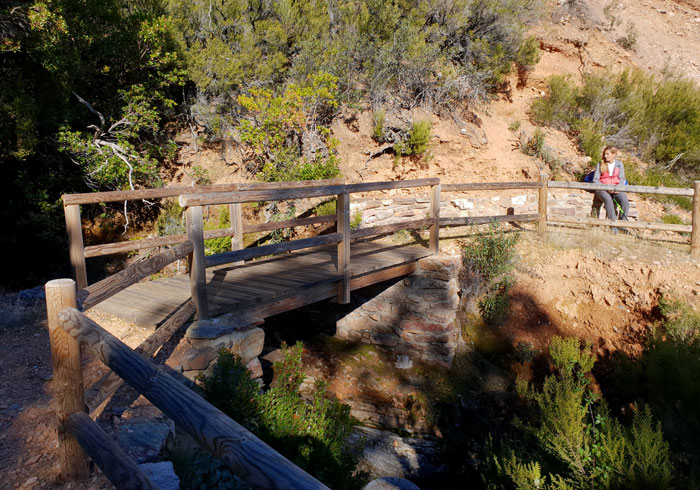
[[115, 403, 175, 463], [348, 427, 446, 481], [394, 355, 413, 369], [185, 315, 263, 340], [363, 476, 420, 490], [139, 462, 180, 490], [21, 476, 38, 487], [246, 357, 263, 379]]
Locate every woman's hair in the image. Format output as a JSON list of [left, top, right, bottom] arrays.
[[602, 145, 618, 157]]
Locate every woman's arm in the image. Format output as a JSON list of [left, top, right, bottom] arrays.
[[617, 160, 626, 184], [592, 162, 602, 183]]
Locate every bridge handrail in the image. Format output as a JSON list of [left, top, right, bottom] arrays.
[[45, 279, 331, 490]]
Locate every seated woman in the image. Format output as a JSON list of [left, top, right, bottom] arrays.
[[592, 146, 629, 220]]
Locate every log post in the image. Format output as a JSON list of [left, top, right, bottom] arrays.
[[692, 181, 700, 258], [185, 205, 209, 320], [45, 279, 89, 481], [229, 202, 244, 252], [64, 205, 88, 289], [337, 192, 351, 304], [538, 173, 548, 236], [429, 184, 441, 255]]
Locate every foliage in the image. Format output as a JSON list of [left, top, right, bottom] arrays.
[[624, 162, 693, 210], [350, 211, 363, 231], [531, 69, 700, 175], [204, 206, 232, 256], [315, 199, 337, 217], [236, 72, 341, 182], [170, 448, 248, 490], [463, 223, 520, 284], [402, 120, 432, 156], [479, 277, 512, 326], [373, 107, 386, 142], [616, 22, 637, 51], [509, 121, 522, 132], [200, 344, 366, 490], [487, 336, 674, 490], [156, 199, 185, 237], [464, 223, 520, 326]]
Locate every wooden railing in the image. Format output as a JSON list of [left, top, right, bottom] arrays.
[[177, 178, 440, 316], [45, 278, 331, 489]]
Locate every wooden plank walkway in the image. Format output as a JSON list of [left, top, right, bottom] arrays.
[[92, 242, 430, 329]]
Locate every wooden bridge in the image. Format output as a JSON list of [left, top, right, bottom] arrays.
[[49, 176, 700, 489]]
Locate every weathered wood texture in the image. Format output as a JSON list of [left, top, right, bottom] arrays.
[[692, 181, 700, 258], [186, 206, 209, 320], [86, 300, 196, 413], [64, 205, 88, 289], [66, 412, 159, 489], [548, 181, 695, 196], [351, 218, 433, 239], [337, 193, 351, 304], [549, 216, 692, 232], [45, 279, 89, 481], [92, 243, 430, 327], [345, 178, 439, 193], [62, 179, 345, 205], [442, 182, 542, 191], [58, 309, 330, 490], [81, 241, 193, 310], [229, 202, 244, 252], [179, 185, 347, 207], [538, 173, 548, 235], [429, 184, 440, 255], [205, 233, 343, 268], [440, 213, 539, 227], [243, 214, 337, 234]]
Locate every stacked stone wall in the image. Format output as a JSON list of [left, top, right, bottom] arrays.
[[336, 256, 462, 368], [350, 190, 638, 229]]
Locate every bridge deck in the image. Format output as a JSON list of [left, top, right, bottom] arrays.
[[93, 241, 430, 328]]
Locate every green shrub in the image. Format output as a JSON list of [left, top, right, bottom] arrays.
[[315, 199, 337, 216], [533, 69, 700, 176], [625, 162, 693, 210], [462, 223, 520, 284], [573, 117, 605, 161], [394, 120, 432, 158], [204, 206, 232, 255], [522, 128, 545, 157], [479, 278, 512, 326], [350, 211, 363, 230], [508, 120, 521, 132], [616, 22, 638, 51], [156, 199, 185, 236], [372, 107, 386, 142], [661, 214, 686, 225], [531, 75, 577, 127], [200, 343, 366, 490], [488, 336, 674, 490]]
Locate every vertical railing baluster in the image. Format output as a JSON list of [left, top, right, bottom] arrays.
[[337, 192, 351, 304], [429, 184, 441, 255], [186, 205, 209, 319]]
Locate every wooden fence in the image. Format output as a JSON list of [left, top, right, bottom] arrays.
[[51, 176, 700, 488]]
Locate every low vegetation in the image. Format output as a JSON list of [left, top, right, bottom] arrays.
[[532, 70, 700, 175], [199, 343, 366, 490], [462, 223, 520, 325]]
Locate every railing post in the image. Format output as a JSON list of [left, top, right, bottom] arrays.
[[429, 183, 441, 255], [692, 181, 700, 258], [337, 192, 351, 304], [45, 279, 90, 482], [64, 205, 88, 289], [185, 205, 209, 320], [229, 202, 244, 252], [538, 173, 548, 236]]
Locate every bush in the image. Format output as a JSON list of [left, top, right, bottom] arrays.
[[532, 69, 700, 176], [462, 223, 520, 284], [487, 336, 674, 490], [479, 278, 512, 326], [200, 343, 366, 490], [372, 107, 386, 142]]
